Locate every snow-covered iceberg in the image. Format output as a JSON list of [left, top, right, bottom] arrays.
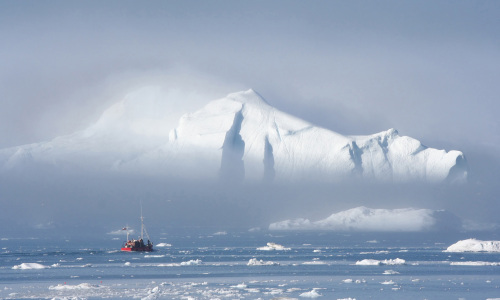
[[0, 89, 467, 184], [269, 206, 462, 232], [444, 239, 500, 252]]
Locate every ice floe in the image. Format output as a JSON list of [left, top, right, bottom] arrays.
[[48, 283, 101, 290], [355, 258, 405, 266]]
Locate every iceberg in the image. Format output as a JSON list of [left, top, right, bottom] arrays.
[[0, 89, 467, 184], [269, 206, 461, 232], [256, 242, 291, 251], [444, 239, 500, 252]]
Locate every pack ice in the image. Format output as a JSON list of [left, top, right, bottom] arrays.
[[0, 89, 467, 183]]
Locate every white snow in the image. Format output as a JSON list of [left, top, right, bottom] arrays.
[[155, 243, 171, 247], [247, 258, 280, 266], [12, 263, 48, 270], [0, 89, 467, 184], [256, 242, 291, 251], [270, 206, 456, 232], [444, 239, 500, 252]]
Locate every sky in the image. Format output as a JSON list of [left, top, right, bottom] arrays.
[[1, 0, 499, 233]]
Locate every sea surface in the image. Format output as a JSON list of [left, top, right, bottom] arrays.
[[1, 230, 500, 299]]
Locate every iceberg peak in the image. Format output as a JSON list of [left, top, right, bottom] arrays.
[[226, 89, 270, 107]]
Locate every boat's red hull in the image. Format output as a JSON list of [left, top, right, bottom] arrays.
[[121, 246, 153, 252]]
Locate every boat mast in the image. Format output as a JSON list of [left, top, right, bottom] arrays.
[[140, 202, 144, 240]]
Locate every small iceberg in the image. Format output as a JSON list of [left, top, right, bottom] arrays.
[[256, 242, 291, 251], [444, 239, 500, 252]]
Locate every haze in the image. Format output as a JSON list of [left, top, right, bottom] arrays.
[[1, 1, 499, 236]]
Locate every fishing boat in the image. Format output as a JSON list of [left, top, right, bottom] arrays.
[[121, 206, 153, 252]]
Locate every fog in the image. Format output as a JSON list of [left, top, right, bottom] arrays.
[[1, 1, 499, 236]]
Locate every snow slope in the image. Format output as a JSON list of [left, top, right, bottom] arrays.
[[269, 206, 462, 232], [0, 89, 467, 183]]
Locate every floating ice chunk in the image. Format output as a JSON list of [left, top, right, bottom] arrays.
[[181, 259, 202, 266], [213, 231, 227, 235], [257, 242, 291, 251], [355, 259, 381, 266], [383, 258, 406, 265], [142, 286, 160, 300], [231, 283, 247, 289], [355, 258, 405, 266], [450, 261, 500, 266], [383, 270, 400, 275], [247, 258, 280, 266], [48, 283, 100, 290], [155, 243, 172, 247], [300, 288, 322, 298], [124, 262, 131, 266], [342, 279, 353, 283], [145, 255, 165, 258], [12, 263, 48, 270], [380, 280, 396, 285], [444, 239, 500, 252], [303, 261, 326, 265]]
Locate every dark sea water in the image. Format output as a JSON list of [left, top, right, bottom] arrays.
[[1, 230, 500, 299]]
